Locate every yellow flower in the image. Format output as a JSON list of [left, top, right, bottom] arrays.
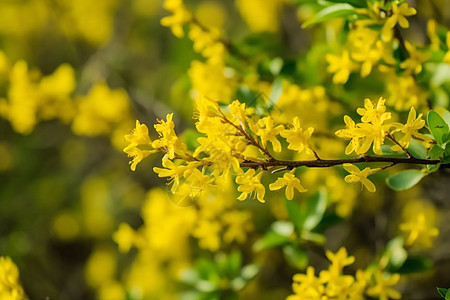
[[387, 75, 428, 111], [229, 100, 251, 130], [124, 120, 152, 151], [343, 163, 379, 192], [256, 116, 284, 152], [399, 41, 431, 74], [382, 2, 416, 41], [160, 0, 192, 38], [235, 0, 286, 33], [0, 256, 26, 300], [153, 157, 185, 192], [337, 98, 393, 155], [444, 32, 450, 64], [400, 213, 439, 247], [366, 271, 401, 300], [235, 168, 266, 203], [192, 219, 222, 251], [123, 120, 156, 171], [113, 223, 136, 253], [392, 107, 432, 149], [281, 117, 314, 154], [290, 266, 324, 298], [326, 50, 358, 84], [269, 169, 307, 200], [325, 247, 355, 273], [335, 115, 361, 155], [189, 25, 225, 64], [357, 98, 389, 123], [72, 82, 131, 136], [222, 210, 253, 243], [357, 112, 392, 155], [152, 113, 187, 159]]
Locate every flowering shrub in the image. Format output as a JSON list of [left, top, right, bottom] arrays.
[[0, 0, 449, 299]]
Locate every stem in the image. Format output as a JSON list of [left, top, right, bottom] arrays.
[[240, 155, 440, 169], [387, 134, 411, 158], [219, 110, 274, 160]]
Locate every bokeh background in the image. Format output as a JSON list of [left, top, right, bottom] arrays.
[[0, 0, 450, 299]]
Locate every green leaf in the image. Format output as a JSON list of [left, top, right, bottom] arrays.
[[443, 111, 450, 128], [437, 287, 448, 298], [285, 198, 304, 233], [268, 77, 283, 112], [325, 0, 367, 8], [408, 139, 428, 159], [429, 144, 445, 159], [397, 257, 433, 274], [446, 289, 450, 300], [386, 170, 426, 191], [269, 58, 284, 76], [283, 245, 308, 270], [302, 4, 358, 28], [384, 237, 408, 271], [301, 231, 326, 244], [227, 251, 242, 275], [240, 264, 259, 281], [302, 189, 327, 231], [272, 220, 295, 237], [313, 213, 344, 233], [428, 111, 449, 145], [253, 231, 292, 251], [427, 144, 444, 172]]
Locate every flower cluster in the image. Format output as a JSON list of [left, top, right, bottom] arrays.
[[335, 98, 428, 155], [0, 256, 26, 300], [287, 248, 401, 300]]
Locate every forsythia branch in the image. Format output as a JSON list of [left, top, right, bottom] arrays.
[[240, 155, 441, 171]]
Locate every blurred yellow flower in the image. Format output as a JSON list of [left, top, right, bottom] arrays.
[[0, 256, 26, 300], [160, 0, 192, 38], [400, 213, 439, 247], [366, 271, 401, 300], [326, 50, 358, 84], [382, 2, 416, 41], [400, 41, 431, 74]]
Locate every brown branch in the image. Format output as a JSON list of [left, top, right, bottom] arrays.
[[387, 133, 411, 157], [219, 110, 274, 160], [240, 155, 440, 169]]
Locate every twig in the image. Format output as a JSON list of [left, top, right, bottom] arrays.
[[240, 155, 440, 169]]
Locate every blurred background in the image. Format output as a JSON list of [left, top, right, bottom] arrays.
[[0, 0, 449, 299]]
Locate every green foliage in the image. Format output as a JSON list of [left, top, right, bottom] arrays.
[[408, 139, 428, 159], [302, 3, 361, 28], [179, 251, 259, 299], [428, 111, 449, 145], [386, 170, 426, 191], [437, 287, 450, 300]]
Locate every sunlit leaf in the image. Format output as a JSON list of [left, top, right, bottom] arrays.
[[428, 111, 449, 145], [302, 4, 358, 28], [283, 245, 308, 270], [386, 170, 426, 191], [302, 189, 327, 232]]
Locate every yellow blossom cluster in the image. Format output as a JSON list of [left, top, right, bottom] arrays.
[[287, 248, 401, 300], [124, 96, 315, 203], [325, 1, 438, 87], [0, 257, 26, 300], [0, 53, 133, 149], [336, 98, 428, 155]]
